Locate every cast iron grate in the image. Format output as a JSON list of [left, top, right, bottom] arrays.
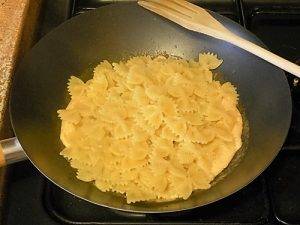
[[43, 177, 270, 224]]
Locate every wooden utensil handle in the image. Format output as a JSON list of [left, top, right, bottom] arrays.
[[223, 33, 300, 77], [0, 137, 27, 167]]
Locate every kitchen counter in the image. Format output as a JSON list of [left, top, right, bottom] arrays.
[[0, 0, 41, 139]]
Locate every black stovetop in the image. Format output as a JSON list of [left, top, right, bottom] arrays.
[[2, 1, 300, 224]]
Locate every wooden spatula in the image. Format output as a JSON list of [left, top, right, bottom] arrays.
[[138, 0, 300, 77]]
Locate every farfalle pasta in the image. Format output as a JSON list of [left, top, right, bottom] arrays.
[[58, 53, 243, 203]]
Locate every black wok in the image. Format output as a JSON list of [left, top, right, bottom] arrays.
[[8, 3, 291, 213]]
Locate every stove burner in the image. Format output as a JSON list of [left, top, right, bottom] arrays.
[[267, 151, 300, 224], [2, 1, 300, 225]]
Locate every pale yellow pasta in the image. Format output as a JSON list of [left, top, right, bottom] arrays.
[[58, 53, 243, 203], [198, 52, 223, 69]]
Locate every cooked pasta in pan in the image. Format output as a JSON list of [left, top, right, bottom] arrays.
[[58, 53, 243, 203]]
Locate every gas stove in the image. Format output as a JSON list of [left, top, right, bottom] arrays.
[[2, 1, 300, 224]]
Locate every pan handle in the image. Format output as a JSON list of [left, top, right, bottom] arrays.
[[0, 137, 27, 167]]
